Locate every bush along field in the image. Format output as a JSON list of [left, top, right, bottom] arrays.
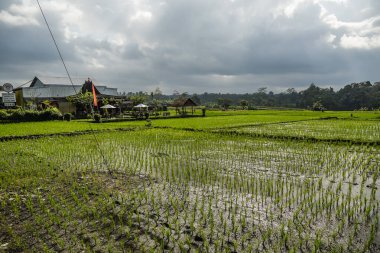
[[0, 111, 379, 252]]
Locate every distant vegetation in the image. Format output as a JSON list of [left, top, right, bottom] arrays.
[[125, 81, 380, 111], [200, 81, 380, 110]]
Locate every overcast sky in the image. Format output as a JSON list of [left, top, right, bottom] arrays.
[[0, 0, 379, 94]]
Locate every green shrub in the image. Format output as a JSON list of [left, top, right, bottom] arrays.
[[63, 113, 72, 121], [94, 113, 101, 123], [4, 108, 62, 122], [40, 107, 62, 121], [8, 109, 25, 122], [23, 110, 40, 121], [0, 110, 9, 120]]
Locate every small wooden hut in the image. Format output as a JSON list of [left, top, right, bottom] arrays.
[[172, 98, 198, 115]]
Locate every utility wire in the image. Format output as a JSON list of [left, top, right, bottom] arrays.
[[14, 79, 33, 89], [36, 0, 77, 94], [36, 0, 112, 175]]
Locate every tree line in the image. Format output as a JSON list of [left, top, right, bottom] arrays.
[[188, 81, 380, 110], [121, 81, 380, 111]]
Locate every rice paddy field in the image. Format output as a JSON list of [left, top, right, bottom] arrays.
[[0, 110, 379, 252], [227, 119, 380, 143]]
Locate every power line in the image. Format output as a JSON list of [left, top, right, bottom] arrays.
[[14, 79, 33, 89], [36, 0, 77, 94], [36, 0, 113, 175]]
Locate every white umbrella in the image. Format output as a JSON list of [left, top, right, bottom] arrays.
[[134, 104, 148, 108], [100, 104, 116, 109]]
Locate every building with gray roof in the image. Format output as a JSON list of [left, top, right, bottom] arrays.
[[15, 76, 119, 113]]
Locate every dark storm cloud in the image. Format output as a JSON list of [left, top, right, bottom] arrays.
[[0, 0, 379, 93], [0, 25, 61, 64]]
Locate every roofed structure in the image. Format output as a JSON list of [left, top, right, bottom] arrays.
[[172, 98, 198, 107], [23, 76, 118, 97], [15, 76, 119, 113], [172, 98, 198, 115], [15, 76, 118, 99], [31, 76, 87, 87]]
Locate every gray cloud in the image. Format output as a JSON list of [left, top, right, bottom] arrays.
[[0, 0, 379, 93]]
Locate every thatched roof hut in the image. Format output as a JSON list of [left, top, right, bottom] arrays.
[[172, 98, 198, 115]]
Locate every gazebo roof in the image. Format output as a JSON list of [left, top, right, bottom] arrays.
[[172, 98, 197, 107]]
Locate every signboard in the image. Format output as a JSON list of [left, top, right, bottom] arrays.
[[4, 103, 15, 107], [3, 83, 13, 92], [2, 93, 16, 103]]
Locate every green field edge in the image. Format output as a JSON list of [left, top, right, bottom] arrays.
[[209, 129, 380, 146], [0, 127, 138, 142], [203, 116, 338, 130], [2, 119, 379, 146], [151, 126, 380, 146]]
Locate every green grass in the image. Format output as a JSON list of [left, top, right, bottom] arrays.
[[0, 120, 143, 137], [205, 109, 380, 120], [151, 114, 317, 129], [233, 118, 380, 142], [1, 128, 379, 252], [1, 110, 378, 138], [0, 110, 379, 252]]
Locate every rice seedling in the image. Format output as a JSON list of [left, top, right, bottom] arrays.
[[0, 113, 379, 252]]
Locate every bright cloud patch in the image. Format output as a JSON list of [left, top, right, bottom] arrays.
[[0, 0, 40, 26], [131, 10, 152, 22], [340, 34, 380, 49], [0, 10, 38, 26]]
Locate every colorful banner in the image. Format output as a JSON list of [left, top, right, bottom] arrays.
[[92, 83, 98, 107]]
